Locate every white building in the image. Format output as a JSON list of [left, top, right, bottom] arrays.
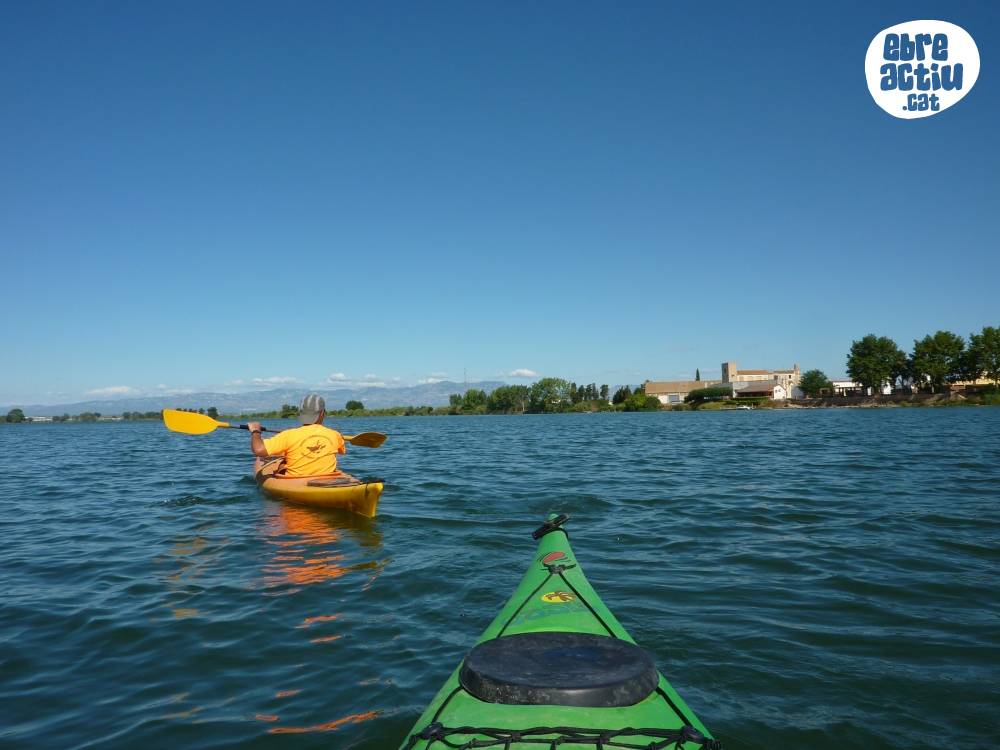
[[645, 361, 802, 403], [644, 379, 722, 405], [722, 362, 801, 395], [735, 380, 788, 400], [830, 379, 892, 396]]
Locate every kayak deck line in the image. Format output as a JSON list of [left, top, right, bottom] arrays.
[[551, 568, 616, 638], [496, 568, 615, 639], [400, 514, 722, 750], [402, 723, 720, 749]]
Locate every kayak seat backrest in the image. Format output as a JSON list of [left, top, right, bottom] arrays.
[[458, 632, 658, 708]]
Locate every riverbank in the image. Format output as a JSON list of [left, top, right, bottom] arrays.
[[669, 389, 1000, 411], [786, 390, 1000, 408], [5, 389, 998, 425]]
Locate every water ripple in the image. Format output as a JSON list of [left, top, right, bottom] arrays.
[[1, 411, 998, 749]]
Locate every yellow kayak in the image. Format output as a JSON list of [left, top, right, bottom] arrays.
[[253, 458, 384, 518]]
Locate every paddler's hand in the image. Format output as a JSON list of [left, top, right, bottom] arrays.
[[248, 422, 268, 457]]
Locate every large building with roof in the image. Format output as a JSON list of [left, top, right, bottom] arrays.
[[644, 378, 722, 405], [721, 362, 801, 395], [645, 362, 802, 403]]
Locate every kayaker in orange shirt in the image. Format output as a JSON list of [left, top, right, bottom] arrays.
[[248, 394, 346, 478]]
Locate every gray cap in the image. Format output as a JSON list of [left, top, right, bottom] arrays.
[[298, 394, 326, 424]]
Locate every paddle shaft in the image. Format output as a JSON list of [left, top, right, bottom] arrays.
[[161, 409, 384, 446], [228, 423, 278, 434]]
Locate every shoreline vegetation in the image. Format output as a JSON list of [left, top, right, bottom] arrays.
[[4, 326, 998, 424], [5, 388, 998, 426]]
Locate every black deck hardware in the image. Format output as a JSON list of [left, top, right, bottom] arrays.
[[531, 513, 570, 539], [459, 631, 658, 707], [402, 724, 723, 749]]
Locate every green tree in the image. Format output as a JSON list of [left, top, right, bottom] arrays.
[[847, 334, 906, 393], [449, 394, 463, 407], [5, 408, 25, 423], [623, 393, 661, 411], [910, 331, 965, 392], [279, 403, 299, 419], [462, 389, 487, 411], [685, 386, 731, 404], [528, 378, 572, 413], [798, 369, 833, 398], [967, 325, 1000, 385], [345, 400, 364, 411], [611, 386, 631, 404], [487, 385, 530, 413], [599, 384, 609, 401], [206, 406, 219, 419], [695, 368, 701, 381]]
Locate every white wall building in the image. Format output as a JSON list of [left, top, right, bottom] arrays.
[[644, 379, 722, 404], [735, 380, 788, 400], [830, 379, 892, 396], [722, 362, 801, 394], [645, 362, 802, 403]]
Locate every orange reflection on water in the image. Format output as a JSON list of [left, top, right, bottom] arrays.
[[261, 506, 348, 587], [310, 634, 342, 644], [298, 614, 339, 628], [260, 504, 384, 589], [270, 555, 350, 586], [276, 689, 301, 699], [267, 710, 379, 735]]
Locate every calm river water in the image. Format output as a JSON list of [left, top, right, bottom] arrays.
[[1, 410, 998, 749]]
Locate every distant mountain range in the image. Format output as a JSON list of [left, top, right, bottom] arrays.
[[5, 381, 506, 417]]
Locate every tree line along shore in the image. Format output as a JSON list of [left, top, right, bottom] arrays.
[[155, 383, 664, 420], [2, 384, 660, 424], [800, 326, 999, 396], [4, 386, 997, 425], [4, 326, 997, 424]]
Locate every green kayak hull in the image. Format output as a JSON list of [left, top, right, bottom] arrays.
[[399, 514, 721, 750]]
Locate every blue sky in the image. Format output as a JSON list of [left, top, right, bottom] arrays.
[[3, 1, 998, 405]]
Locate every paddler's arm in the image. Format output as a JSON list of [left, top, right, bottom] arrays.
[[247, 422, 270, 457]]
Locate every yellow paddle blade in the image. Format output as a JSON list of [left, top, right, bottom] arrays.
[[344, 432, 387, 448], [162, 409, 231, 435]]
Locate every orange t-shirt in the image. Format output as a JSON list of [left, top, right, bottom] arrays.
[[263, 424, 346, 477]]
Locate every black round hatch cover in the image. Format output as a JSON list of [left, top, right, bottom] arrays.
[[459, 632, 658, 707]]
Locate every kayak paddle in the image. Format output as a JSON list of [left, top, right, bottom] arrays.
[[161, 409, 387, 448]]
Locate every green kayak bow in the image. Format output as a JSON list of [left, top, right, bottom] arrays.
[[400, 514, 722, 750]]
